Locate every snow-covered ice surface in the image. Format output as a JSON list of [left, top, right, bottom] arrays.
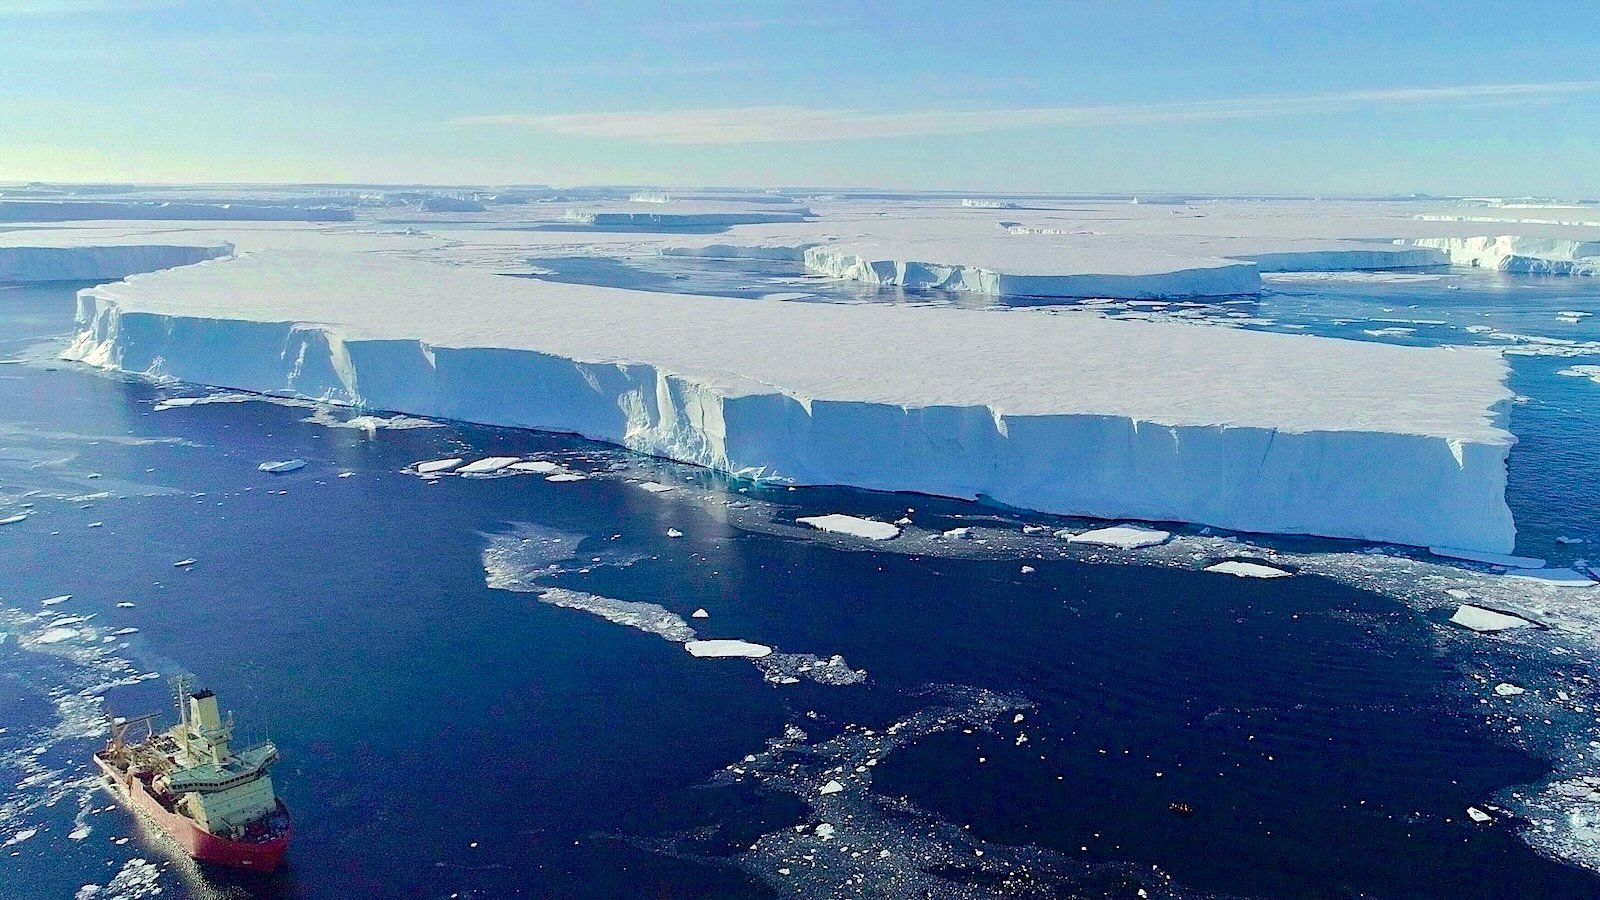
[[61, 244, 1518, 552], [1451, 604, 1537, 633], [796, 514, 901, 541], [1204, 559, 1293, 578], [1065, 525, 1171, 549]]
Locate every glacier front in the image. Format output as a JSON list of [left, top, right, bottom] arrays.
[[63, 247, 1517, 553]]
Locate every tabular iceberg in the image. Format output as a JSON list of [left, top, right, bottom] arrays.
[[63, 248, 1518, 552], [0, 243, 233, 283]]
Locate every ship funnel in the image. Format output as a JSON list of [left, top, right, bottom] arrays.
[[189, 689, 222, 730]]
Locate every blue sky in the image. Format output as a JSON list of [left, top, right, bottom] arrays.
[[2, 0, 1596, 195]]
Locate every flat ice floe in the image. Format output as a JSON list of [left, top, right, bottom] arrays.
[[60, 219, 1522, 552], [1065, 525, 1171, 549], [257, 459, 307, 474], [34, 627, 79, 644], [413, 457, 464, 474], [796, 514, 901, 541], [686, 639, 774, 658], [1450, 604, 1536, 633], [0, 513, 28, 525], [456, 456, 519, 475], [1429, 547, 1546, 569], [1204, 560, 1293, 578], [1558, 365, 1600, 384], [1503, 567, 1598, 588]]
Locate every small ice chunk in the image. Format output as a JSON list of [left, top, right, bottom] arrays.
[[173, 558, 197, 568], [814, 823, 835, 840], [819, 780, 844, 795], [638, 481, 674, 493], [1428, 546, 1545, 569], [1503, 567, 1597, 587], [1494, 683, 1525, 697], [1466, 806, 1493, 824], [414, 457, 464, 474], [3, 827, 37, 846], [1450, 604, 1534, 633], [0, 513, 27, 525], [796, 514, 900, 540], [457, 456, 519, 475], [35, 627, 78, 644], [112, 627, 139, 636], [545, 473, 587, 482], [41, 595, 71, 606], [68, 825, 90, 840], [1444, 588, 1473, 600], [666, 528, 684, 538], [1556, 536, 1585, 544], [943, 527, 974, 540], [685, 639, 773, 658], [1066, 525, 1170, 549], [338, 471, 355, 478], [1205, 560, 1292, 578], [1020, 565, 1035, 574], [691, 608, 710, 619], [257, 459, 307, 474], [509, 460, 561, 473]]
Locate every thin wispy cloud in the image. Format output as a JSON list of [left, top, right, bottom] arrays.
[[453, 81, 1600, 145]]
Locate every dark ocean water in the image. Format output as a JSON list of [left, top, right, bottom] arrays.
[[2, 270, 1600, 899]]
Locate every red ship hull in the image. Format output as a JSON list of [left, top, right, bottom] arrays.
[[94, 753, 290, 872]]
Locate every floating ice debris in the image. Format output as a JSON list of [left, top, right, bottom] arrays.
[[67, 825, 90, 840], [173, 558, 197, 568], [796, 514, 900, 541], [153, 392, 251, 411], [1065, 524, 1171, 549], [112, 627, 139, 636], [1494, 683, 1526, 697], [414, 457, 464, 474], [1503, 567, 1597, 587], [545, 472, 587, 482], [1467, 806, 1494, 824], [3, 827, 37, 846], [686, 639, 773, 659], [537, 588, 697, 642], [1556, 536, 1585, 544], [35, 627, 78, 644], [819, 780, 844, 795], [638, 481, 674, 493], [509, 460, 561, 473], [116, 602, 134, 608], [692, 608, 709, 619], [1205, 560, 1292, 578], [1557, 365, 1600, 384], [0, 513, 27, 525], [666, 528, 684, 538], [1445, 588, 1473, 600], [1428, 546, 1545, 569], [457, 456, 519, 475], [87, 521, 103, 528], [41, 595, 71, 606], [754, 652, 867, 686], [1450, 604, 1536, 633], [1020, 565, 1035, 574], [942, 527, 974, 540], [258, 459, 307, 474], [338, 471, 355, 478], [814, 823, 836, 840]]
